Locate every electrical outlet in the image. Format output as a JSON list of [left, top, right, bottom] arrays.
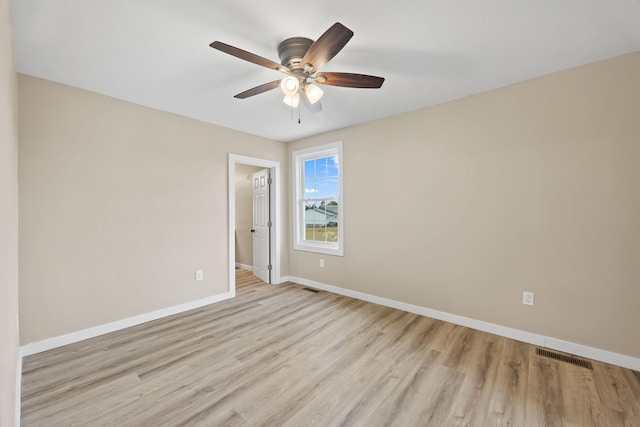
[[319, 259, 325, 268], [523, 291, 534, 306], [195, 270, 204, 281]]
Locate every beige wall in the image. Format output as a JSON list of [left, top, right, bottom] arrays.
[[18, 75, 288, 345], [14, 43, 640, 369], [288, 52, 640, 359], [0, 0, 20, 424], [235, 164, 262, 268]]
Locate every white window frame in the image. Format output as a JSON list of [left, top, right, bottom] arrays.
[[292, 141, 344, 256]]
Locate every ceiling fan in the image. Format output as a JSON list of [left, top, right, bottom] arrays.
[[210, 22, 385, 113]]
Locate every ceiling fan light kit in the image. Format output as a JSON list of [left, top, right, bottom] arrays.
[[283, 93, 300, 108], [210, 22, 385, 115], [280, 76, 300, 95], [304, 83, 323, 104]]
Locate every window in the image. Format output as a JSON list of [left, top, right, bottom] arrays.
[[293, 141, 343, 256]]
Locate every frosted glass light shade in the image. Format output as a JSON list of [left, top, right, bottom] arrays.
[[305, 83, 323, 104], [283, 93, 300, 107], [280, 76, 299, 95]]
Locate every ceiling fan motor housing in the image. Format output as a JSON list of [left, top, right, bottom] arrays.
[[278, 37, 314, 70]]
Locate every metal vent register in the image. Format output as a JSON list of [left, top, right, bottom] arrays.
[[536, 348, 593, 370]]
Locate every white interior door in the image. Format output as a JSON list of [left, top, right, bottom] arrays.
[[252, 169, 270, 283]]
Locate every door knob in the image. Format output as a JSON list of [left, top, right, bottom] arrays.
[[251, 229, 255, 233]]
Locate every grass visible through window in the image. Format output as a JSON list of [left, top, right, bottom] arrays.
[[306, 226, 339, 243]]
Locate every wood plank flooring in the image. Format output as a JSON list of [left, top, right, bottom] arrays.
[[21, 269, 640, 426]]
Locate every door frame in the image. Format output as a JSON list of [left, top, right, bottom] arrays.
[[228, 154, 281, 295]]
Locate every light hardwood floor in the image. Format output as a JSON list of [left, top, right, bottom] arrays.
[[22, 269, 640, 426]]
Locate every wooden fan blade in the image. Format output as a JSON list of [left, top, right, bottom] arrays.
[[234, 80, 281, 99], [210, 41, 289, 73], [301, 23, 354, 73], [315, 72, 385, 88], [301, 90, 322, 113]]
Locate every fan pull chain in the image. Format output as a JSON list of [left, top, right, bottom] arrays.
[[288, 105, 302, 124]]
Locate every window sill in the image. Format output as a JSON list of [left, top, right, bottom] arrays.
[[293, 243, 344, 257]]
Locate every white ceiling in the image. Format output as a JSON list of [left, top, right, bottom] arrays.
[[10, 0, 640, 142]]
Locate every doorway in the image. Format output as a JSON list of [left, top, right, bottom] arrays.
[[228, 154, 281, 295], [234, 164, 263, 273], [250, 168, 271, 283]]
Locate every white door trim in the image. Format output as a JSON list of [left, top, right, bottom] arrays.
[[228, 154, 281, 295]]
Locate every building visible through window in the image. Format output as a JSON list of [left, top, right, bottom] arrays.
[[303, 155, 339, 243], [293, 141, 343, 256]]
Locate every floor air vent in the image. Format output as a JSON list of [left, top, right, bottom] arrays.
[[301, 287, 320, 293], [536, 348, 593, 369]]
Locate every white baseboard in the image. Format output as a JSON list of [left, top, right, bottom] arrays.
[[289, 276, 640, 372], [274, 275, 291, 285], [235, 263, 253, 271], [544, 337, 640, 373], [21, 292, 234, 357], [15, 347, 22, 427]]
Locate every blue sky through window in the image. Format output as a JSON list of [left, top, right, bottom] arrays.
[[294, 141, 343, 252], [304, 156, 338, 199]]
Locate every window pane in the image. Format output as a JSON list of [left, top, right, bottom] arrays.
[[305, 222, 316, 241], [304, 201, 317, 239], [304, 159, 315, 179], [316, 157, 328, 178], [326, 204, 338, 242], [304, 201, 316, 241], [314, 179, 327, 199], [327, 178, 339, 198], [304, 179, 316, 198], [304, 201, 316, 214], [304, 202, 335, 242], [314, 204, 327, 242], [327, 155, 339, 177]]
